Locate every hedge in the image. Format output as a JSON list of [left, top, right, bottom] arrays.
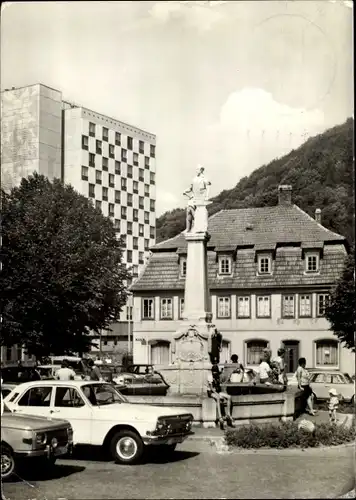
[[225, 421, 356, 449]]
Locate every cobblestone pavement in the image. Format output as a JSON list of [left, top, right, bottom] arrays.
[[2, 439, 354, 500]]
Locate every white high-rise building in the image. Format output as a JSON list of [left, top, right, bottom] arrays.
[[1, 83, 156, 362]]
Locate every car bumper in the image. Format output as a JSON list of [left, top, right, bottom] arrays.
[[15, 443, 73, 459], [143, 431, 194, 446]]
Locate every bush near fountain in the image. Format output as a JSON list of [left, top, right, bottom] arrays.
[[225, 420, 356, 449]]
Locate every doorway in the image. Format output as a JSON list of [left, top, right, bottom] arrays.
[[282, 341, 300, 373]]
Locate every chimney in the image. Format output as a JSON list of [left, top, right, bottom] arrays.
[[278, 185, 292, 206], [315, 208, 321, 224]]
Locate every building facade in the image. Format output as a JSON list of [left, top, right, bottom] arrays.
[[1, 83, 156, 363], [131, 186, 354, 375]]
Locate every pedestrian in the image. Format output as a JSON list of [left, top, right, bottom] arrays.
[[87, 359, 103, 381], [328, 388, 339, 423], [229, 354, 245, 383], [258, 356, 272, 384], [207, 364, 234, 429], [296, 357, 316, 415], [272, 348, 287, 385], [55, 359, 76, 381]]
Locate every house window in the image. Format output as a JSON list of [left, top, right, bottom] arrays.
[[246, 340, 269, 365], [127, 194, 133, 207], [142, 298, 154, 320], [82, 135, 88, 150], [179, 298, 185, 318], [258, 255, 271, 274], [139, 252, 144, 264], [132, 265, 139, 277], [88, 183, 95, 198], [139, 168, 144, 182], [127, 136, 133, 150], [151, 341, 170, 365], [150, 172, 155, 185], [317, 293, 330, 316], [160, 298, 173, 319], [109, 144, 115, 158], [299, 294, 312, 317], [256, 296, 271, 318], [102, 157, 108, 171], [115, 132, 121, 146], [150, 226, 155, 239], [95, 200, 102, 211], [109, 174, 115, 188], [139, 224, 144, 236], [133, 152, 139, 166], [133, 181, 139, 194], [115, 190, 121, 204], [133, 209, 139, 222], [114, 219, 120, 232], [219, 256, 232, 275], [89, 122, 95, 137], [121, 178, 127, 191], [145, 156, 150, 169], [139, 140, 144, 154], [237, 296, 250, 318], [127, 165, 133, 179], [144, 239, 150, 251], [108, 203, 115, 218], [221, 341, 231, 364], [121, 206, 127, 219], [81, 166, 88, 181], [115, 161, 121, 175], [150, 144, 155, 158], [121, 149, 127, 162], [102, 127, 109, 141], [217, 297, 231, 318], [127, 222, 133, 235], [96, 169, 102, 184], [133, 237, 138, 250], [102, 187, 108, 201], [316, 339, 338, 366], [306, 253, 319, 273], [139, 196, 144, 209], [282, 295, 295, 318], [127, 250, 132, 263], [89, 153, 95, 167], [126, 306, 133, 321], [144, 184, 150, 197], [96, 140, 102, 155], [6, 347, 12, 361], [121, 234, 126, 246], [180, 258, 187, 277], [144, 212, 150, 224]]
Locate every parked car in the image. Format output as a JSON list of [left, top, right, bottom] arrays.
[[1, 365, 41, 383], [4, 380, 194, 465], [1, 400, 73, 480], [112, 364, 170, 396], [288, 370, 355, 403]]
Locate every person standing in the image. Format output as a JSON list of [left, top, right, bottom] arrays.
[[328, 388, 339, 423], [206, 365, 234, 429], [296, 357, 316, 415], [258, 356, 272, 384], [272, 348, 287, 385], [55, 360, 76, 381], [87, 359, 103, 381]]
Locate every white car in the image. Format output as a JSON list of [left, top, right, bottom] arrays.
[[4, 381, 194, 465], [288, 370, 355, 403]]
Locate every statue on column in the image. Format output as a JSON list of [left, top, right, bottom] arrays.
[[183, 165, 211, 232]]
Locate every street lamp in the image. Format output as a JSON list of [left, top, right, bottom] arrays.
[[127, 293, 133, 355]]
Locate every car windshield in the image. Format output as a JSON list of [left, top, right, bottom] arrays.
[[343, 373, 353, 383], [81, 383, 128, 406]]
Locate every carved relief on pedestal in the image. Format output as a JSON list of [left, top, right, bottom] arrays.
[[172, 326, 209, 363]]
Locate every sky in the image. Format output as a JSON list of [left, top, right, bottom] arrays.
[[1, 1, 353, 215]]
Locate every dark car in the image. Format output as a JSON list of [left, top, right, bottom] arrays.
[[1, 365, 41, 384]]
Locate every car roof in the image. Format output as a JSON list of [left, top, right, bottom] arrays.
[[8, 380, 107, 390]]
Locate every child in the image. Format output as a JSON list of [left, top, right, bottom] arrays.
[[328, 388, 339, 423]]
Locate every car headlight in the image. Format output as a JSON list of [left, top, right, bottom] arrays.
[[185, 420, 192, 431], [35, 432, 47, 446], [67, 426, 73, 441]]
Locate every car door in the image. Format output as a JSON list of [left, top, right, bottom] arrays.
[[51, 386, 92, 445], [310, 373, 330, 400], [331, 374, 353, 401], [11, 385, 54, 417]]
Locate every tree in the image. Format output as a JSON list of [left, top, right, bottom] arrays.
[[325, 247, 355, 351], [1, 173, 130, 359]]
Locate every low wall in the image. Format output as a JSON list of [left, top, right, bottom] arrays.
[[126, 387, 302, 428]]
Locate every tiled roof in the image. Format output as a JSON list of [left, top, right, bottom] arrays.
[[152, 205, 344, 252], [131, 205, 347, 292]]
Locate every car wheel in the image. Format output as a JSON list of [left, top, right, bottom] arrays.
[[110, 430, 144, 465], [1, 444, 15, 480]]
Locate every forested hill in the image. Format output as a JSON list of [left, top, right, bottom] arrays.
[[156, 118, 354, 245]]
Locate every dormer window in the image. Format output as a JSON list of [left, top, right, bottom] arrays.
[[219, 256, 232, 275], [180, 258, 187, 278], [258, 254, 272, 275], [306, 252, 319, 273]]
